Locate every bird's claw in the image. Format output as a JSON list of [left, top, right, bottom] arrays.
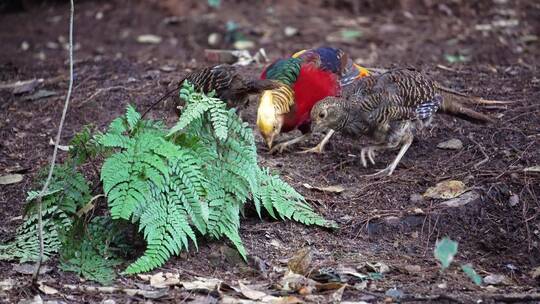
[[362, 166, 393, 178], [297, 145, 324, 154], [269, 143, 288, 154], [360, 147, 377, 167]]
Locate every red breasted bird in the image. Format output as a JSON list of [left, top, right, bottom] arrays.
[[311, 68, 511, 177], [256, 47, 374, 154]]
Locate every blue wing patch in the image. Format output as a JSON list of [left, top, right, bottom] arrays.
[[415, 95, 442, 119]]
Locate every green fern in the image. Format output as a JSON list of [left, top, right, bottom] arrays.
[[124, 186, 197, 274], [257, 169, 336, 228], [1, 163, 92, 262], [60, 217, 124, 284], [4, 80, 334, 280], [0, 206, 71, 262]]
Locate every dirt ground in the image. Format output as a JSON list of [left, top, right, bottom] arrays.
[[1, 0, 539, 302]]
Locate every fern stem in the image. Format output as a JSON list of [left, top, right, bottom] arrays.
[[32, 0, 75, 284]]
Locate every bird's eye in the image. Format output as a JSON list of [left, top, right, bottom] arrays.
[[319, 112, 326, 119]]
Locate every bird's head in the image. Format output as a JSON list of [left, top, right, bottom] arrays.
[[310, 96, 346, 132], [256, 85, 294, 149]]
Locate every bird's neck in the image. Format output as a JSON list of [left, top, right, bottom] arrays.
[[288, 65, 339, 128]]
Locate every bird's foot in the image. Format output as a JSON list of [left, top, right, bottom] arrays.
[[297, 144, 324, 154], [362, 166, 394, 178], [360, 147, 377, 167], [269, 142, 290, 154]]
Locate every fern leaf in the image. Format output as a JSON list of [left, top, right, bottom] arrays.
[[208, 101, 229, 141], [257, 170, 337, 228], [126, 104, 141, 130], [124, 187, 196, 274], [168, 101, 211, 136], [0, 206, 71, 262]]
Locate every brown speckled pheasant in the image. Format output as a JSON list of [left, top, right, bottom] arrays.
[[142, 64, 278, 118], [184, 65, 278, 110], [310, 68, 510, 177]]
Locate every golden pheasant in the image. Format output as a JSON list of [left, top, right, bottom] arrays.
[[310, 68, 510, 177], [256, 47, 374, 154]]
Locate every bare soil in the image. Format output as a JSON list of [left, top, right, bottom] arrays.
[[1, 0, 539, 302]]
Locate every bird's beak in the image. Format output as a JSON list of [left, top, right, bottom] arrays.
[[263, 133, 275, 149]]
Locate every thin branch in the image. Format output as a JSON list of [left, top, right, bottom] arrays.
[[32, 0, 75, 284]]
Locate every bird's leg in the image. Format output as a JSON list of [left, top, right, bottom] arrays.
[[365, 135, 414, 177], [270, 134, 309, 154], [298, 130, 335, 154]]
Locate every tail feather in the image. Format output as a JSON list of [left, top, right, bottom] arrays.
[[440, 98, 495, 124], [437, 85, 513, 105]]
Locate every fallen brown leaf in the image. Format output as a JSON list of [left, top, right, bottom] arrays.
[[280, 271, 317, 294], [423, 180, 466, 199], [149, 272, 180, 288], [303, 183, 345, 193], [38, 282, 59, 295], [287, 247, 312, 275], [238, 282, 266, 300], [0, 174, 23, 185]]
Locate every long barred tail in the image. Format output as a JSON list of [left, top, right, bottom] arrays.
[[440, 93, 495, 124], [437, 85, 513, 105], [436, 84, 513, 124]]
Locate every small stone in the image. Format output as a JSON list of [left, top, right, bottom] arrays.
[[46, 41, 59, 49], [284, 26, 298, 37], [208, 33, 221, 46], [384, 216, 400, 227], [11, 79, 40, 94], [24, 90, 57, 101], [137, 34, 162, 44], [437, 138, 463, 150], [159, 65, 176, 72], [385, 288, 403, 299], [483, 274, 506, 285], [531, 266, 540, 279], [508, 194, 519, 207], [21, 41, 30, 51], [404, 265, 422, 273], [437, 282, 447, 289], [36, 51, 46, 61], [440, 191, 480, 208], [409, 193, 424, 203], [95, 11, 104, 20], [233, 40, 255, 50]]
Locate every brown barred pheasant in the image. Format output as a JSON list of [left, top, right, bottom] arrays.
[[310, 68, 510, 177], [142, 64, 278, 118]]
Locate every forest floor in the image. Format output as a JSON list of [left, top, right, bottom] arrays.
[[0, 0, 539, 303]]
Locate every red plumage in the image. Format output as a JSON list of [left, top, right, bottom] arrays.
[[285, 65, 338, 131], [261, 64, 339, 132]]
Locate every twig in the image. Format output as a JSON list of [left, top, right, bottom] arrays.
[[401, 293, 464, 303], [488, 293, 540, 302], [32, 0, 75, 284], [140, 80, 187, 119], [469, 136, 489, 169], [77, 85, 137, 107]]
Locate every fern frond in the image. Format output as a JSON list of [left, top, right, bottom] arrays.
[[208, 100, 229, 141], [169, 155, 208, 234], [257, 169, 337, 228], [60, 217, 123, 284], [124, 186, 197, 274], [168, 101, 211, 136], [0, 206, 71, 262], [126, 104, 141, 130]]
